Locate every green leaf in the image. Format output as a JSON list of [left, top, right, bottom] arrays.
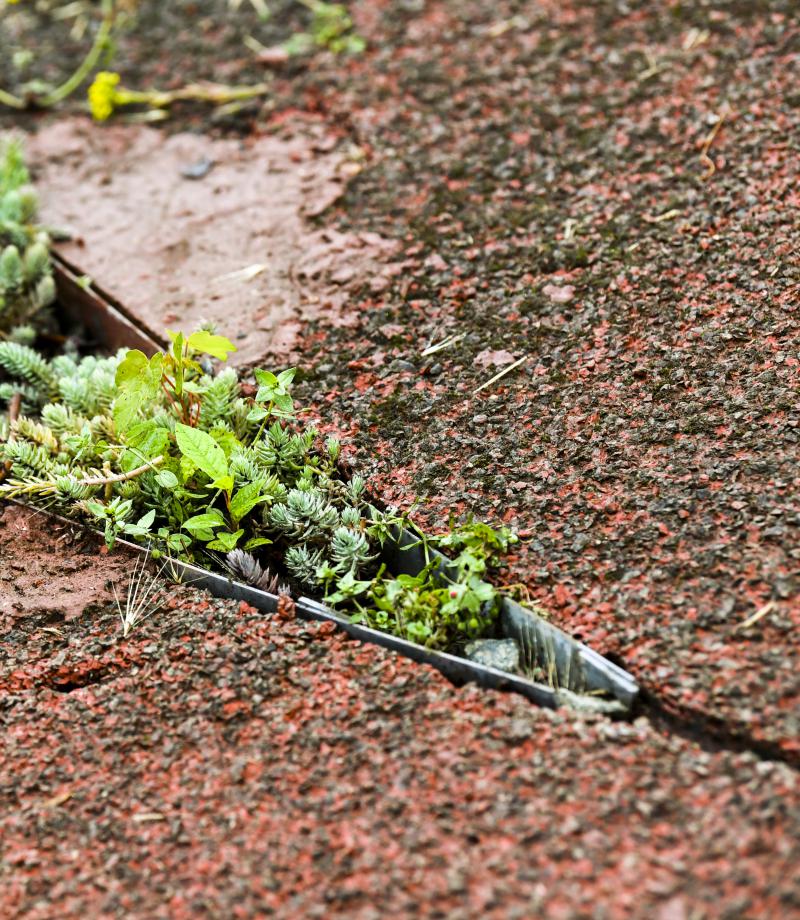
[[114, 350, 163, 432], [155, 469, 179, 489], [121, 421, 169, 472], [174, 423, 228, 482], [186, 330, 237, 361], [230, 479, 267, 523], [211, 474, 234, 494], [324, 569, 373, 606], [243, 536, 273, 550], [115, 349, 148, 386], [206, 529, 244, 552], [182, 510, 226, 532], [179, 454, 197, 481], [167, 532, 192, 552], [209, 428, 241, 458], [254, 369, 278, 388], [137, 509, 156, 528], [122, 508, 156, 539], [171, 331, 185, 396], [273, 392, 294, 413]]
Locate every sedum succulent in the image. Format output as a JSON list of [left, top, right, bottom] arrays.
[[0, 329, 514, 652], [0, 138, 57, 340]]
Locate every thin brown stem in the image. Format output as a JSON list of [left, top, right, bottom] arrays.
[[79, 455, 164, 486]]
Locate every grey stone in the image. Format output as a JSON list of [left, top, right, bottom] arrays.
[[554, 688, 628, 717], [463, 638, 520, 673]]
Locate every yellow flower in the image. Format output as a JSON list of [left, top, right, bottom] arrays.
[[88, 71, 121, 122]]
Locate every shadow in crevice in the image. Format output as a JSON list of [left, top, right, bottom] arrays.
[[634, 686, 800, 772]]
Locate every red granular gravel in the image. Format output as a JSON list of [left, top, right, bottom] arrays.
[[281, 0, 800, 757], [9, 0, 799, 753], [2, 1, 800, 914], [1, 507, 799, 919]]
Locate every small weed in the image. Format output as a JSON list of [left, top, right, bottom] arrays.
[[284, 1, 366, 56]]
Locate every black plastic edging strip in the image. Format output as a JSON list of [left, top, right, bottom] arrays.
[[114, 532, 566, 710], [8, 500, 576, 710]]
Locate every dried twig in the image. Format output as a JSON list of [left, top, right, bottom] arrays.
[[643, 208, 683, 224], [735, 600, 776, 632], [78, 455, 165, 487], [474, 355, 529, 394], [0, 455, 164, 499], [699, 110, 728, 181]]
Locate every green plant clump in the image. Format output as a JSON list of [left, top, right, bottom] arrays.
[[284, 0, 366, 56], [0, 329, 515, 651], [0, 138, 56, 343]]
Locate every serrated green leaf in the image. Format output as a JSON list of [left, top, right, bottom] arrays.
[[186, 330, 237, 361], [230, 479, 267, 523], [114, 349, 148, 386], [175, 423, 228, 482], [182, 510, 226, 532], [114, 350, 163, 432]]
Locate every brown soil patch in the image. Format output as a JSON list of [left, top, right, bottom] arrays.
[[27, 117, 399, 366], [0, 503, 126, 623]]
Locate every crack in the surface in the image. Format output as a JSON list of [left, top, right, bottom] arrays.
[[599, 651, 799, 770], [634, 688, 800, 772]]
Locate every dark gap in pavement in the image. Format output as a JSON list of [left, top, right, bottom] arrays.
[[636, 688, 800, 773], [602, 649, 799, 770]]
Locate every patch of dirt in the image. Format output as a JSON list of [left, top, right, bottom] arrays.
[[27, 117, 399, 366], [0, 503, 125, 623]]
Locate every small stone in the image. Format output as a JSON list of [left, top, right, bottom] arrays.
[[463, 638, 520, 673], [554, 688, 628, 716], [180, 157, 215, 180]]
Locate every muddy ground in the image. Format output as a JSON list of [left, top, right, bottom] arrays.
[[1, 1, 800, 917]]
